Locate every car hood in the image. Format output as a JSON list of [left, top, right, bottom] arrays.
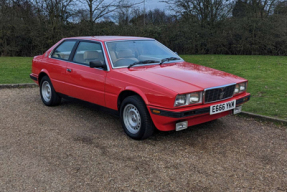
[[121, 62, 247, 94]]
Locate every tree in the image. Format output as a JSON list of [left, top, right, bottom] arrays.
[[34, 0, 75, 23], [117, 0, 136, 25], [274, 0, 287, 15], [80, 0, 125, 32], [162, 0, 232, 26], [232, 0, 278, 18]]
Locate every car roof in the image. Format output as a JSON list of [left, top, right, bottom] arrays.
[[63, 36, 154, 42]]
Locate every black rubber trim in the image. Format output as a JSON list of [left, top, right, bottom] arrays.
[[150, 107, 210, 118], [236, 95, 251, 105], [30, 75, 37, 81], [57, 93, 120, 117], [150, 95, 251, 118]]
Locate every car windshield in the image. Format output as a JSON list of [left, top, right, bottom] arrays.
[[106, 40, 182, 68]]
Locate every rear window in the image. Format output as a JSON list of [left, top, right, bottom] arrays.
[[51, 41, 77, 60]]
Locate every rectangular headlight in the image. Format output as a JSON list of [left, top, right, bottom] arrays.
[[174, 94, 187, 106], [188, 92, 202, 104], [239, 83, 246, 91], [174, 92, 203, 107], [234, 82, 247, 95]]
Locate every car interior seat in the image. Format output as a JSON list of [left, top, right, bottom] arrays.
[[84, 51, 104, 64]]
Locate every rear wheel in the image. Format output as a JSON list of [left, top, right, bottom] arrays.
[[120, 95, 154, 140], [40, 76, 61, 106]]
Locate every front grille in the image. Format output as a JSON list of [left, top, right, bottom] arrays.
[[204, 84, 235, 103]]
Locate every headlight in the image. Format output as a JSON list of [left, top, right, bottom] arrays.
[[234, 84, 240, 94], [240, 83, 246, 91], [234, 82, 247, 95], [174, 95, 186, 106], [189, 92, 202, 104], [174, 92, 202, 107]]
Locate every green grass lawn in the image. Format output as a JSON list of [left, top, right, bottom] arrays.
[[1, 55, 287, 119], [0, 57, 33, 84], [181, 55, 287, 120]]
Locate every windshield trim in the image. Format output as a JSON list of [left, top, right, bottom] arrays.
[[104, 40, 184, 69]]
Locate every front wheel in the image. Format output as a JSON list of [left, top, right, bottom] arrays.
[[40, 76, 61, 106], [120, 95, 154, 140]]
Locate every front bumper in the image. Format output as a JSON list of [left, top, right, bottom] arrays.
[[148, 93, 250, 131]]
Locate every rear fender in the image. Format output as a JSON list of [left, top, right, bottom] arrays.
[[38, 69, 51, 84]]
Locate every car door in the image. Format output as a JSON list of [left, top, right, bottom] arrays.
[[64, 40, 108, 107], [48, 40, 77, 95]]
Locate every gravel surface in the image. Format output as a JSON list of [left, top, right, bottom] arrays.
[[0, 88, 287, 192]]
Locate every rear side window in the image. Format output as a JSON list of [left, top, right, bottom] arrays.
[[73, 41, 104, 65], [51, 40, 76, 60]]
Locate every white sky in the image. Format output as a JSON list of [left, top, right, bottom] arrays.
[[141, 0, 168, 10], [108, 0, 168, 11]]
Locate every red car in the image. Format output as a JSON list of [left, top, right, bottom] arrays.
[[30, 36, 250, 140]]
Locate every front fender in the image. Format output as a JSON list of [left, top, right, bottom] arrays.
[[123, 86, 150, 105]]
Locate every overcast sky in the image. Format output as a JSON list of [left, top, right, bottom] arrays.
[[139, 0, 168, 10], [109, 0, 168, 11]]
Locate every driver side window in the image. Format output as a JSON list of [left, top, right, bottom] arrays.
[[73, 41, 104, 66]]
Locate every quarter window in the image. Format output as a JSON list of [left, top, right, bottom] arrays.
[[73, 41, 105, 65], [51, 40, 76, 60]]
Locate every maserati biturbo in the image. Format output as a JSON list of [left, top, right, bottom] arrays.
[[30, 36, 250, 140]]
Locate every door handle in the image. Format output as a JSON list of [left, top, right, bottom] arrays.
[[66, 68, 72, 72]]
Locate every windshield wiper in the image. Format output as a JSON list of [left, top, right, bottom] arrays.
[[159, 57, 181, 65], [128, 60, 160, 68]]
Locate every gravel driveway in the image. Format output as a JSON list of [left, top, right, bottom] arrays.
[[0, 88, 286, 191]]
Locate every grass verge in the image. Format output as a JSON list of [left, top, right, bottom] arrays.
[[0, 57, 33, 84]]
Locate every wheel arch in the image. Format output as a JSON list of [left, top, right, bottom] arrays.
[[38, 70, 51, 84], [117, 87, 149, 111]]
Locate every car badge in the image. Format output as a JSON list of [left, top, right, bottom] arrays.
[[219, 88, 225, 99], [219, 92, 225, 99]]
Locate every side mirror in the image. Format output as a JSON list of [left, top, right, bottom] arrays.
[[174, 52, 178, 55], [89, 60, 107, 70]]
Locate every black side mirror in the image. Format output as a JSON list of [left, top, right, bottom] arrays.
[[89, 60, 107, 70]]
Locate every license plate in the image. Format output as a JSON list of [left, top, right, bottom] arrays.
[[210, 100, 236, 115]]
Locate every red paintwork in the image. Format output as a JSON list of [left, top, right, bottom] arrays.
[[31, 36, 250, 131], [149, 92, 250, 131]]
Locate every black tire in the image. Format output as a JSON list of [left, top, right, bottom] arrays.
[[40, 76, 61, 106], [120, 95, 154, 140]]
